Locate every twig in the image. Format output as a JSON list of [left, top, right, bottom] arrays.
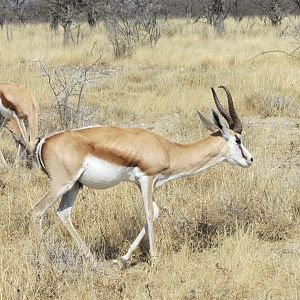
[[145, 283, 153, 300], [247, 49, 298, 61]]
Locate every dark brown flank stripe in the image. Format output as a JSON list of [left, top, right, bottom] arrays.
[[90, 146, 140, 168], [89, 146, 167, 175]]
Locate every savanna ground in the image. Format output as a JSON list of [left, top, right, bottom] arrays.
[[0, 18, 300, 299]]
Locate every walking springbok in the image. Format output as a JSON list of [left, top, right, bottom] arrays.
[[0, 83, 39, 165], [32, 86, 253, 266]]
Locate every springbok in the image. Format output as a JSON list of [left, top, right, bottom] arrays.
[[32, 86, 253, 266], [0, 83, 39, 165]]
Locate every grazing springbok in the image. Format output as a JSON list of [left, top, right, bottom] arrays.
[[0, 83, 39, 165], [32, 86, 253, 266]]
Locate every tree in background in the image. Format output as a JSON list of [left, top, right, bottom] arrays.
[[0, 0, 39, 25], [85, 0, 101, 28], [251, 0, 285, 26], [203, 0, 235, 35], [290, 0, 300, 13], [104, 0, 162, 58], [1, 0, 299, 47], [45, 0, 86, 45]]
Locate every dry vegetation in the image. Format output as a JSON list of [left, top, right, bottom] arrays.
[[0, 18, 300, 299]]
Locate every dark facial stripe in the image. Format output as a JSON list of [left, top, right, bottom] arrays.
[[239, 145, 247, 159]]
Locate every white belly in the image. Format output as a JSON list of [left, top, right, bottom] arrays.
[[0, 98, 15, 120], [78, 156, 141, 189]]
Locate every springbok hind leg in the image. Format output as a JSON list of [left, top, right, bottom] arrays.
[[56, 182, 94, 260]]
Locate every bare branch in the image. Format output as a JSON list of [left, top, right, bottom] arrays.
[[247, 49, 298, 61]]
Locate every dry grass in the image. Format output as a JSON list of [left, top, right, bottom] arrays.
[[0, 18, 300, 299]]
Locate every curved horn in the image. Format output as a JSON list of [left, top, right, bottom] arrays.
[[210, 87, 233, 128], [218, 86, 242, 134]]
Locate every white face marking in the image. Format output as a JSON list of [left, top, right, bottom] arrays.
[[0, 97, 15, 120], [226, 133, 253, 168], [78, 156, 144, 189]]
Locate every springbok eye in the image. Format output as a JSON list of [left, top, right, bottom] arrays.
[[235, 136, 241, 144]]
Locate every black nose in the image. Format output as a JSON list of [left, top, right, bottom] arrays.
[[250, 157, 253, 162]]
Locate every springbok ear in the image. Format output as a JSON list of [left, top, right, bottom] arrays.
[[197, 111, 218, 132], [210, 108, 223, 129], [210, 108, 229, 140]]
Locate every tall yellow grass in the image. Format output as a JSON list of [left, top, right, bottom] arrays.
[[0, 18, 299, 299]]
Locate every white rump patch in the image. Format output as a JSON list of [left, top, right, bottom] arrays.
[[35, 137, 46, 171]]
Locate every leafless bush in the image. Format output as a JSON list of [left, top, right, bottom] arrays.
[[104, 0, 162, 58], [248, 16, 300, 61], [35, 59, 102, 130]]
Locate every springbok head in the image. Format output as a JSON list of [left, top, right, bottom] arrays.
[[198, 86, 253, 168]]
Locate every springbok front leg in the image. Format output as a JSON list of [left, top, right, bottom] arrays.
[[56, 182, 93, 258], [16, 120, 28, 159], [119, 176, 156, 266], [141, 176, 156, 259], [6, 115, 28, 164], [120, 196, 159, 265], [12, 114, 26, 145], [0, 118, 7, 166], [7, 119, 30, 162]]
